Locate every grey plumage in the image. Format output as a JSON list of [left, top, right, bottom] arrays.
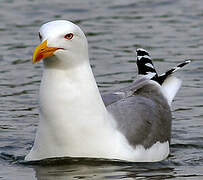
[[101, 48, 190, 151], [102, 78, 171, 149]]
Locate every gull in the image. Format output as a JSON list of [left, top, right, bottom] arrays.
[[25, 20, 190, 162]]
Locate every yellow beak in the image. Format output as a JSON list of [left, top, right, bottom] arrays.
[[32, 40, 61, 64]]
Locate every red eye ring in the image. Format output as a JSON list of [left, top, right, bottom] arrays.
[[64, 33, 74, 40]]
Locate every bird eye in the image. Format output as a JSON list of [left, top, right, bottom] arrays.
[[39, 32, 42, 41], [64, 33, 74, 40]]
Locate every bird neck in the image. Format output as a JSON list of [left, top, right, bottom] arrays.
[[39, 58, 110, 125], [26, 57, 118, 160]]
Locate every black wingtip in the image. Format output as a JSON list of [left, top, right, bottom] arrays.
[[136, 48, 158, 80], [157, 59, 191, 84], [136, 48, 191, 85], [136, 48, 150, 57], [177, 60, 191, 68]]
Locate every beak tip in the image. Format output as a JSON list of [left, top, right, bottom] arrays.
[[32, 58, 36, 64], [32, 40, 58, 64]]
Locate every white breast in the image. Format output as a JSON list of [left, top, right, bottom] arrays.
[[25, 59, 169, 162]]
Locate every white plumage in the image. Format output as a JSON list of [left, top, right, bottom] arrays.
[[25, 20, 183, 162]]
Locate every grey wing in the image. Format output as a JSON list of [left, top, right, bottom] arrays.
[[102, 92, 125, 106], [103, 78, 172, 149], [101, 77, 150, 106]]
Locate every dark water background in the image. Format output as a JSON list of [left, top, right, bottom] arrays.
[[0, 0, 203, 179]]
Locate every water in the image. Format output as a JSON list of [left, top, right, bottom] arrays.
[[0, 0, 203, 179]]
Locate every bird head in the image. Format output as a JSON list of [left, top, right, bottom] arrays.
[[32, 20, 89, 68]]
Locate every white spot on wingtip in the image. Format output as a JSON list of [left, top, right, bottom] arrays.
[[136, 48, 148, 53], [139, 72, 156, 79], [137, 55, 151, 60], [137, 56, 142, 60], [185, 60, 191, 63], [145, 63, 154, 69]]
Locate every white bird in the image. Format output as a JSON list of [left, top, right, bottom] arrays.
[[25, 20, 190, 162]]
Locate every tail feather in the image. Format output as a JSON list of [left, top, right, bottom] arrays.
[[161, 76, 182, 105]]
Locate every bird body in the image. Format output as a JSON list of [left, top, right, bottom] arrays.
[[29, 58, 122, 160], [25, 20, 189, 162], [26, 64, 170, 161]]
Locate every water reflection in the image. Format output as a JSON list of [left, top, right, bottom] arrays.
[[1, 0, 203, 179], [24, 157, 175, 179]]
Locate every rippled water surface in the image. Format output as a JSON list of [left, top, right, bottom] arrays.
[[0, 0, 203, 179]]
